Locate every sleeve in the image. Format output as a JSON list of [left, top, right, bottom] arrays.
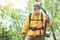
[[42, 12, 52, 27], [22, 16, 29, 34]]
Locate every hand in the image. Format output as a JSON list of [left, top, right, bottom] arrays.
[[45, 16, 49, 20], [45, 16, 50, 23]]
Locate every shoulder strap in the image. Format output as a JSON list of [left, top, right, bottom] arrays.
[[29, 12, 45, 27], [29, 13, 43, 26], [41, 12, 43, 23], [29, 13, 32, 27]]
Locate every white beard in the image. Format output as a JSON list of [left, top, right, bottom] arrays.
[[32, 9, 40, 14]]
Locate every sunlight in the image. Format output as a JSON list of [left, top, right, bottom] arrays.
[[0, 0, 28, 10]]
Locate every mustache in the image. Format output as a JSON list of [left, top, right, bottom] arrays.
[[34, 9, 37, 11], [33, 9, 40, 13]]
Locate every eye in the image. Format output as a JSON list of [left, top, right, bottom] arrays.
[[34, 5, 38, 7]]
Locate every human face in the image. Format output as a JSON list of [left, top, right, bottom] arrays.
[[34, 5, 39, 11], [33, 5, 40, 14]]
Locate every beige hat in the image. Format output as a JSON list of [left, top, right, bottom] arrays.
[[34, 2, 42, 9]]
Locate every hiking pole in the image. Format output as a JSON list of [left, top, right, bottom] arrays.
[[51, 26, 57, 40], [43, 20, 47, 40]]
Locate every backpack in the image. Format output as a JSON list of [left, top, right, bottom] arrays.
[[29, 12, 50, 39], [29, 12, 43, 24], [29, 12, 43, 33]]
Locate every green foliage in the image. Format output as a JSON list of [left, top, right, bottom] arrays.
[[0, 0, 60, 40], [0, 4, 22, 40]]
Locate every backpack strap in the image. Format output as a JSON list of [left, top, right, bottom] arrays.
[[29, 13, 43, 27], [41, 12, 43, 23], [29, 13, 32, 27], [39, 12, 43, 35]]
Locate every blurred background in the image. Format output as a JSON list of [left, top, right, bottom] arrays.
[[0, 0, 60, 40]]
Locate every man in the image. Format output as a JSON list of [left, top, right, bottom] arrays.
[[22, 2, 52, 40]]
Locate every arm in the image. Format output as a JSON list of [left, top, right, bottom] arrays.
[[22, 16, 29, 40], [22, 16, 29, 34], [42, 12, 52, 27]]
